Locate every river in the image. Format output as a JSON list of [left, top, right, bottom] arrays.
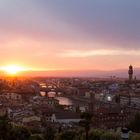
[[47, 91, 73, 105], [55, 97, 73, 105], [46, 91, 88, 106]]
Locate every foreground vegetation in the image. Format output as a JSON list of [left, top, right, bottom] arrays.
[[0, 114, 140, 140]]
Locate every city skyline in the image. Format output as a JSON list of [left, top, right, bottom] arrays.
[[0, 0, 140, 75]]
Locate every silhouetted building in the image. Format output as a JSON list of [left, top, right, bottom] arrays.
[[128, 65, 133, 81]]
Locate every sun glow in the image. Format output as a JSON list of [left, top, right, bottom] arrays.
[[1, 65, 27, 75]]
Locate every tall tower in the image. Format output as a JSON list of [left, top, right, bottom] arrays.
[[128, 65, 133, 81]]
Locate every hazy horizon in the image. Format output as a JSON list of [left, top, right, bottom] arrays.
[[1, 67, 139, 78]]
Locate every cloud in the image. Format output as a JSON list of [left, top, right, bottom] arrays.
[[0, 0, 140, 71], [61, 49, 140, 57], [0, 0, 140, 50]]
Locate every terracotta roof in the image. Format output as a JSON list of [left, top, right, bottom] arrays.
[[55, 112, 81, 119], [96, 106, 122, 114]]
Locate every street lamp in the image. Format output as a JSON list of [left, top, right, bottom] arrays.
[[107, 96, 112, 102], [107, 96, 112, 110]]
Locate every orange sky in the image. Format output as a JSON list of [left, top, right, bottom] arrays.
[[1, 37, 139, 71], [0, 0, 140, 74]]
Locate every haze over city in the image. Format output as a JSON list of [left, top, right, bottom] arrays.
[[0, 0, 140, 77]]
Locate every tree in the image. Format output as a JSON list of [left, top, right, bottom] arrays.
[[89, 129, 103, 140], [30, 134, 45, 140], [8, 126, 31, 140], [0, 115, 31, 140], [43, 126, 56, 140], [129, 113, 140, 133], [0, 115, 11, 140], [79, 112, 93, 140], [55, 130, 77, 140], [130, 134, 140, 140], [101, 132, 120, 140]]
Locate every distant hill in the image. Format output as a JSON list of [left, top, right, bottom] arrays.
[[9, 68, 140, 78]]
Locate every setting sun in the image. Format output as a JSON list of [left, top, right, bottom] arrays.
[[1, 65, 26, 75]]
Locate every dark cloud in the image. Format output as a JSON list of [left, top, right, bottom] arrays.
[[0, 0, 140, 50]]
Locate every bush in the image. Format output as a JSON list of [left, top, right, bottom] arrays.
[[89, 129, 103, 140], [30, 134, 45, 140], [56, 130, 77, 140], [101, 132, 120, 140]]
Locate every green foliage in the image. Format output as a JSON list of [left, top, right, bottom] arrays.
[[55, 130, 77, 140], [54, 129, 121, 140], [72, 128, 121, 140], [77, 133, 86, 140], [8, 126, 31, 140], [80, 112, 93, 122], [30, 134, 45, 140], [89, 129, 104, 140], [0, 115, 31, 140], [130, 134, 140, 140], [0, 115, 12, 140], [43, 126, 56, 140], [80, 112, 93, 140], [101, 132, 120, 140], [129, 113, 140, 133], [30, 128, 42, 134]]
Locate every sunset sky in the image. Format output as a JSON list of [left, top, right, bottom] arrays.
[[0, 0, 140, 72]]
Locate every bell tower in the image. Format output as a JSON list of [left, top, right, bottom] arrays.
[[128, 65, 133, 81]]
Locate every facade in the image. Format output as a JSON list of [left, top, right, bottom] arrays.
[[0, 106, 7, 116], [54, 112, 81, 123], [22, 116, 41, 123], [94, 106, 130, 129], [4, 93, 22, 100], [44, 112, 81, 123]]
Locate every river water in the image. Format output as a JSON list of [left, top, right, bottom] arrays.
[[55, 97, 73, 105], [47, 92, 73, 105], [46, 91, 88, 106]]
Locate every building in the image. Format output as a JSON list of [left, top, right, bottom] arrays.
[[0, 105, 7, 116], [3, 92, 22, 100], [22, 115, 41, 123], [54, 112, 81, 123], [128, 65, 133, 81], [43, 112, 81, 123], [94, 106, 130, 129]]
